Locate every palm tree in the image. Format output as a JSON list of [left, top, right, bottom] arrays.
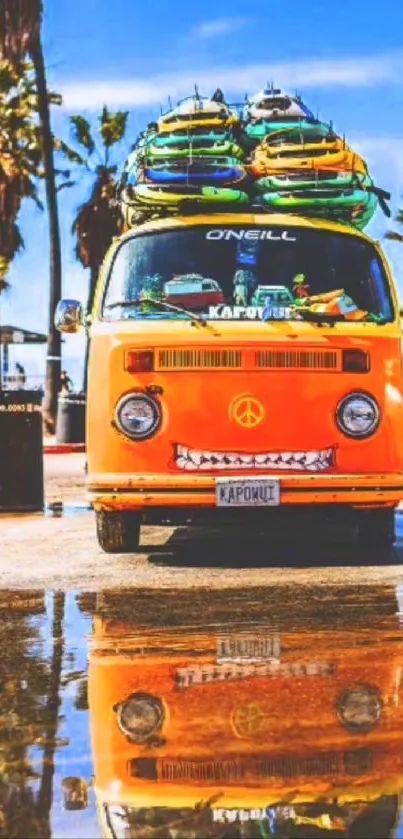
[[0, 59, 43, 391], [59, 107, 128, 391], [0, 0, 63, 432], [0, 60, 44, 291]]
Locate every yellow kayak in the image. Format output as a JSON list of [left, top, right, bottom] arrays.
[[158, 96, 240, 135]]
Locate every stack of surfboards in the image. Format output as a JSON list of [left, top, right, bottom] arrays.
[[245, 88, 379, 230], [119, 94, 250, 225], [118, 87, 389, 229]]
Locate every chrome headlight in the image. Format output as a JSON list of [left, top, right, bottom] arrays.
[[337, 684, 381, 733], [336, 392, 380, 438], [116, 693, 164, 742], [115, 393, 161, 440]]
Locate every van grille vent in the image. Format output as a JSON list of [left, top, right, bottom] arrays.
[[154, 347, 341, 371], [130, 749, 372, 783], [156, 752, 341, 782], [256, 349, 340, 371], [156, 349, 243, 370]]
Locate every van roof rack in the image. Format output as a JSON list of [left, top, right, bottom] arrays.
[[177, 201, 272, 216]]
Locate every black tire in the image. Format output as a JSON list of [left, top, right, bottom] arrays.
[[96, 510, 141, 553], [356, 508, 395, 549]]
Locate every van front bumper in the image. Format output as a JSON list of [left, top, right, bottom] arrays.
[[88, 472, 403, 511]]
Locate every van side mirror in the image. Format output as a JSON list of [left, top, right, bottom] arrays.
[[61, 777, 89, 810], [55, 299, 84, 333]]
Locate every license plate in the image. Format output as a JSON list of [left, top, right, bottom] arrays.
[[216, 477, 280, 507], [217, 634, 281, 663]]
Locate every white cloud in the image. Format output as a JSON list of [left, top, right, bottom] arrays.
[[58, 51, 403, 111], [350, 136, 403, 300], [193, 17, 250, 38], [350, 135, 403, 188]]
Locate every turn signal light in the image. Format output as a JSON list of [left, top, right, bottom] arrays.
[[125, 350, 154, 373], [130, 758, 158, 780], [343, 748, 373, 776], [342, 349, 369, 373]]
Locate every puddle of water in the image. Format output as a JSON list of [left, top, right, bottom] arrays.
[[2, 585, 403, 837], [46, 503, 92, 518]]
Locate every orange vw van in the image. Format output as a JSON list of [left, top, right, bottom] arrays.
[[55, 212, 403, 552]]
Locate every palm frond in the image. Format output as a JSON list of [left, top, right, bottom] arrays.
[[56, 180, 75, 193], [0, 59, 16, 91], [99, 109, 129, 148], [54, 168, 71, 179], [384, 202, 403, 243], [100, 104, 110, 125], [48, 90, 62, 107], [0, 272, 10, 293], [0, 217, 24, 289], [385, 231, 403, 243], [54, 137, 87, 166], [24, 178, 43, 210], [70, 115, 95, 154]]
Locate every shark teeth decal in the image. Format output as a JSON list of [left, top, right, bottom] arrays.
[[173, 444, 336, 472]]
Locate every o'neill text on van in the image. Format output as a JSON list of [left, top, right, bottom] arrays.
[[205, 229, 298, 241]]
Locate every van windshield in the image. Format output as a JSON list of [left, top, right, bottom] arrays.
[[102, 225, 394, 323]]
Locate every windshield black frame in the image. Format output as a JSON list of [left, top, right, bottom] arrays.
[[100, 225, 395, 324]]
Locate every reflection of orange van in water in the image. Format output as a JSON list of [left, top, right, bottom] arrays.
[[88, 595, 403, 838], [55, 212, 403, 553]]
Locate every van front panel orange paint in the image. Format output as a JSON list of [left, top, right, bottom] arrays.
[[89, 622, 403, 812]]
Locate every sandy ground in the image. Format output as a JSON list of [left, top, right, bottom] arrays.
[[44, 452, 88, 504], [0, 452, 401, 589]]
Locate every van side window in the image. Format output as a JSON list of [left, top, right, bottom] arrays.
[[370, 257, 393, 320]]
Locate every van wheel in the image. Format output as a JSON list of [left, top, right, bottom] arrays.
[[96, 510, 141, 553], [356, 508, 395, 549]]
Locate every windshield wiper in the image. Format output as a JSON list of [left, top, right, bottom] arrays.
[[293, 309, 387, 325], [104, 297, 209, 328], [294, 309, 344, 324]]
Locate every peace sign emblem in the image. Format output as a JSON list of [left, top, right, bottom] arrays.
[[230, 395, 265, 429], [231, 702, 267, 738]]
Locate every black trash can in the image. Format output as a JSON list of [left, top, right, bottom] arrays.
[[56, 392, 86, 445], [0, 390, 44, 512]]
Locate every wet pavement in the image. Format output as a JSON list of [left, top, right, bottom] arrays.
[[3, 582, 403, 837], [3, 450, 403, 836], [3, 510, 403, 590]]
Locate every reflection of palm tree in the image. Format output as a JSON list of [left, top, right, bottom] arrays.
[[74, 679, 88, 711], [0, 591, 54, 837], [36, 592, 65, 836]]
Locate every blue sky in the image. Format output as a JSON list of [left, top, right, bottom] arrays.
[[2, 0, 403, 385]]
